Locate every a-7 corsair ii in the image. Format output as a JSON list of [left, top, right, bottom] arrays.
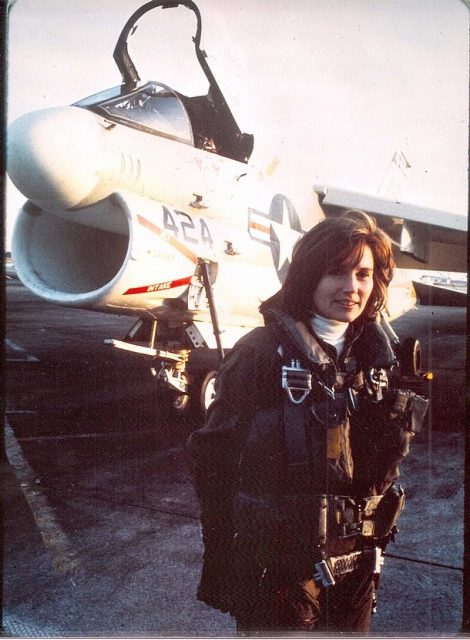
[[7, 1, 467, 418]]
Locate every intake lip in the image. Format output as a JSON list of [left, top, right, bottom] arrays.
[[7, 106, 108, 212]]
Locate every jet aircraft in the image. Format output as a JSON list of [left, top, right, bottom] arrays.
[[7, 0, 467, 417]]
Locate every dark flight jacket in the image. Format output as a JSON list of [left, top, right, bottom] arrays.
[[186, 308, 420, 614]]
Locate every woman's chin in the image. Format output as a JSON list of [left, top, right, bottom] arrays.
[[329, 306, 362, 323]]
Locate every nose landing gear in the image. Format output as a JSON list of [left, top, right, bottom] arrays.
[[151, 353, 192, 416], [106, 259, 224, 423]]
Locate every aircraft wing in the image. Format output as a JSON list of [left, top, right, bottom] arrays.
[[412, 280, 467, 307], [314, 185, 467, 273]]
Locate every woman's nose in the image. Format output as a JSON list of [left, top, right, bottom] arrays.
[[341, 272, 358, 292]]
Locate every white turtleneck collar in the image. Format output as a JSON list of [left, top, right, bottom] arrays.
[[309, 314, 349, 356]]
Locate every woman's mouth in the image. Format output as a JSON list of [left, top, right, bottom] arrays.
[[336, 300, 358, 308]]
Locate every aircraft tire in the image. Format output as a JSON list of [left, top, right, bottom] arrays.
[[400, 337, 422, 377], [199, 370, 218, 416]]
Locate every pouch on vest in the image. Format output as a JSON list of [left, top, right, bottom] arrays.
[[391, 389, 429, 433], [311, 391, 348, 459], [374, 483, 405, 538]]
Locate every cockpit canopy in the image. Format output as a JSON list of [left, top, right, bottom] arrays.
[[75, 80, 253, 164], [75, 82, 193, 145]]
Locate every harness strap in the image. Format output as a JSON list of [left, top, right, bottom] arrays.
[[273, 325, 315, 466], [273, 322, 364, 471], [283, 395, 310, 466], [277, 333, 357, 468]]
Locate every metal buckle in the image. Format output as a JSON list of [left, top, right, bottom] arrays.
[[281, 359, 312, 404], [313, 559, 336, 587], [366, 367, 388, 401], [372, 547, 385, 574]]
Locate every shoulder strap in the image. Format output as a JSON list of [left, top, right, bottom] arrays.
[[272, 322, 314, 467], [283, 400, 310, 466], [274, 320, 355, 470]]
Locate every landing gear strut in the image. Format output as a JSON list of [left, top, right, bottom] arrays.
[[151, 259, 224, 419]]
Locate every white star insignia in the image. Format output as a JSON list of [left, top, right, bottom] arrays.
[[270, 200, 303, 270]]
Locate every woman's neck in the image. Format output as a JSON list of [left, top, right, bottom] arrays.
[[310, 314, 349, 355]]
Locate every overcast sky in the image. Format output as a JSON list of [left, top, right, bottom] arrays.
[[5, 0, 469, 248]]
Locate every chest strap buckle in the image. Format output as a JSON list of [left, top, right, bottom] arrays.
[[282, 359, 312, 404]]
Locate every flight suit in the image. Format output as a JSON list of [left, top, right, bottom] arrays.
[[187, 307, 426, 633]]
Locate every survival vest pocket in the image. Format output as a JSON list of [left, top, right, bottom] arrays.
[[374, 483, 406, 539], [389, 389, 429, 433]]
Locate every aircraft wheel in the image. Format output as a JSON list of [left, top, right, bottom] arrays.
[[400, 337, 422, 377], [200, 370, 218, 415]]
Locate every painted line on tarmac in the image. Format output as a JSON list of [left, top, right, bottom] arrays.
[[6, 410, 37, 414], [385, 551, 463, 572], [10, 428, 163, 442], [5, 420, 80, 575], [5, 338, 40, 362]]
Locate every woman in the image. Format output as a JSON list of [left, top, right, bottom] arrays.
[[187, 210, 427, 634]]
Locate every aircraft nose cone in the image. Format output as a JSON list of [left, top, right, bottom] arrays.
[[7, 106, 105, 211]]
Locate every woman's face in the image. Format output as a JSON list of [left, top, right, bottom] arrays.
[[312, 244, 375, 322]]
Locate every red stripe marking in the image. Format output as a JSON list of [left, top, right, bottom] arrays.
[[124, 275, 192, 296], [137, 214, 198, 264]]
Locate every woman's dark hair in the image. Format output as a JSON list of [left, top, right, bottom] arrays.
[[277, 210, 395, 321]]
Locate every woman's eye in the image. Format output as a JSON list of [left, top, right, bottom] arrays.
[[328, 267, 343, 276], [357, 270, 372, 279]]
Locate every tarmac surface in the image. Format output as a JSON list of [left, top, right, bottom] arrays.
[[2, 277, 467, 637]]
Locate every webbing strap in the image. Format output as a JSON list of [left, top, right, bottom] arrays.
[[275, 325, 314, 466], [283, 399, 310, 466], [275, 324, 360, 467]]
